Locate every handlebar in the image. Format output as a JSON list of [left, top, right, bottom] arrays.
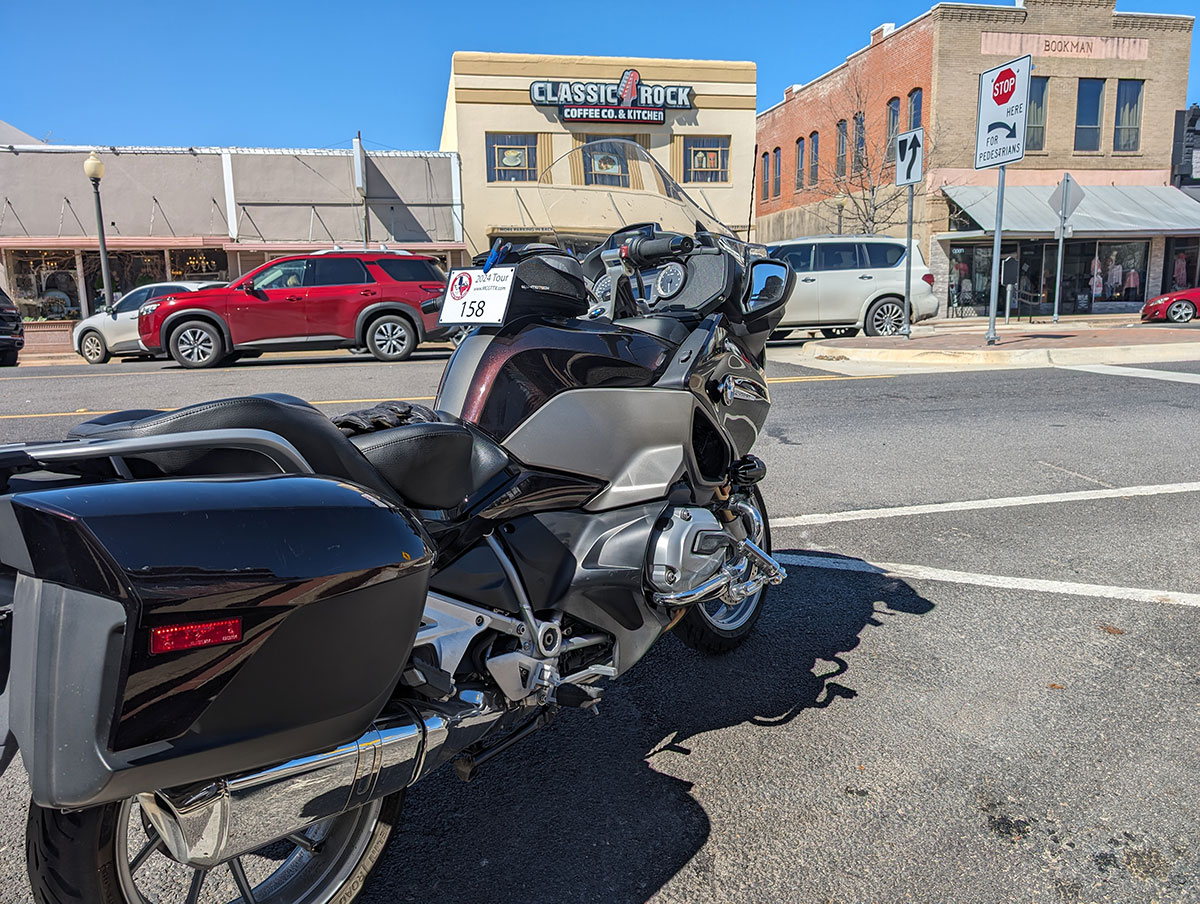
[[623, 234, 695, 267]]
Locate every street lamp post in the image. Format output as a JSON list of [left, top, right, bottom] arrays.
[[836, 197, 846, 235], [83, 151, 114, 315]]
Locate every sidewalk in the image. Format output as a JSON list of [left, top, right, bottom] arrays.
[[795, 323, 1200, 368]]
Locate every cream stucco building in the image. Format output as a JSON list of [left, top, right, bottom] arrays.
[[440, 52, 757, 256]]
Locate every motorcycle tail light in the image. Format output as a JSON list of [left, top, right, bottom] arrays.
[[150, 617, 243, 655]]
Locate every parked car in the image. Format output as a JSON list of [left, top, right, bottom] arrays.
[[0, 287, 24, 367], [73, 281, 225, 364], [1141, 287, 1198, 324], [767, 235, 939, 337], [138, 251, 449, 368]]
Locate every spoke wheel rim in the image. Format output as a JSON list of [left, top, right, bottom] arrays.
[[697, 494, 768, 632], [374, 322, 411, 357], [178, 328, 214, 364], [872, 303, 904, 335], [1168, 301, 1193, 322], [83, 334, 103, 360], [114, 796, 384, 904]]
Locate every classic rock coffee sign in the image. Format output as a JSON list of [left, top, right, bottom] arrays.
[[530, 69, 693, 123]]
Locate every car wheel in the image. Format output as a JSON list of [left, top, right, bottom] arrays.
[[821, 327, 859, 339], [0, 349, 17, 367], [169, 320, 223, 369], [864, 298, 906, 337], [366, 315, 417, 362], [80, 330, 110, 364], [1166, 300, 1196, 323]]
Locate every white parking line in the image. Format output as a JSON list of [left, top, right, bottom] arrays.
[[776, 553, 1200, 609], [772, 481, 1200, 527], [1061, 363, 1200, 385]]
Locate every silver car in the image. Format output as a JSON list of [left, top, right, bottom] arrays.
[[73, 281, 224, 364], [768, 235, 940, 338]]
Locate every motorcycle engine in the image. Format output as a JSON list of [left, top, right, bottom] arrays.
[[647, 506, 732, 595]]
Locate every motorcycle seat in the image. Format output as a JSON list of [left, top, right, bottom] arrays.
[[67, 393, 402, 501], [67, 394, 510, 511]]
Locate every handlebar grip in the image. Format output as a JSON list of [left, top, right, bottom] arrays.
[[625, 234, 695, 266]]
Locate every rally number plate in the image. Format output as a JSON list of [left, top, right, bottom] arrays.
[[438, 266, 517, 326]]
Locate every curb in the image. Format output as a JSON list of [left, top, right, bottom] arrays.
[[799, 340, 1200, 368]]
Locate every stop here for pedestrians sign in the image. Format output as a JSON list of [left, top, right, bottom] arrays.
[[974, 55, 1032, 170]]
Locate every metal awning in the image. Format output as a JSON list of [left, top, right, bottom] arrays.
[[941, 184, 1200, 237]]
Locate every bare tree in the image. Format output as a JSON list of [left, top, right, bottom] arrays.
[[809, 67, 941, 236]]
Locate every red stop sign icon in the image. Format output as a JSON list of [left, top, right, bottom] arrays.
[[992, 68, 1016, 105]]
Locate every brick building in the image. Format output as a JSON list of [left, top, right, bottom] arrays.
[[756, 0, 1200, 316]]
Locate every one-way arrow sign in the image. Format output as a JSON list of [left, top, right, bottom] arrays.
[[895, 127, 924, 187]]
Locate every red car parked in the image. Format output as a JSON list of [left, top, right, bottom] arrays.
[[138, 251, 449, 368], [1141, 287, 1198, 324]]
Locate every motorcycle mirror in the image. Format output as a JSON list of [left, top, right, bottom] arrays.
[[745, 260, 791, 313]]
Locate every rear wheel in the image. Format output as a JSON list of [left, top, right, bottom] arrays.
[[863, 298, 906, 336], [80, 330, 110, 364], [366, 315, 417, 362], [674, 486, 773, 655], [1167, 299, 1196, 323], [27, 793, 401, 903], [169, 321, 223, 369]]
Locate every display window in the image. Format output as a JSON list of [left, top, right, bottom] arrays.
[[1167, 238, 1198, 291], [486, 133, 538, 182]]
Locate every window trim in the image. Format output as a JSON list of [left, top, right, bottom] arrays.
[[907, 88, 922, 131], [809, 131, 819, 185], [1074, 78, 1105, 153], [795, 137, 805, 190]]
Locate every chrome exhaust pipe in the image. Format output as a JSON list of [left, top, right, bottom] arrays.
[[139, 690, 507, 868]]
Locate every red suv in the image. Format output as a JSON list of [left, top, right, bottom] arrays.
[[138, 251, 448, 368]]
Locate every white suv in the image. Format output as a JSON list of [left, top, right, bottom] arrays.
[[768, 235, 939, 337]]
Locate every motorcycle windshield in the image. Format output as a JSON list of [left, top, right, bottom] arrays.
[[534, 139, 735, 253]]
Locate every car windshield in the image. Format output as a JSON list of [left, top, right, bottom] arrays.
[[534, 139, 734, 253]]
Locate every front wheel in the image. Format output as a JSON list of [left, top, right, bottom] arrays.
[[27, 793, 401, 903], [674, 486, 773, 655], [169, 320, 223, 369], [1167, 299, 1196, 323]]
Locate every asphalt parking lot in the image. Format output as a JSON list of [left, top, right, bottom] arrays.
[[0, 350, 1198, 902]]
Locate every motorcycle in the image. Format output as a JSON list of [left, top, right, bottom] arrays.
[[0, 140, 792, 902]]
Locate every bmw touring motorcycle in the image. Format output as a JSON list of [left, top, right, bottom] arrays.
[[0, 141, 792, 902]]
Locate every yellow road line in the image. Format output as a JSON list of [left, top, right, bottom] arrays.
[[0, 397, 436, 420], [766, 374, 894, 384], [0, 359, 447, 382]]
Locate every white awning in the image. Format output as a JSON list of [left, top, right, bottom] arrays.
[[941, 184, 1200, 237]]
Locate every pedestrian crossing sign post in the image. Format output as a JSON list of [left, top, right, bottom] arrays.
[[895, 128, 924, 339]]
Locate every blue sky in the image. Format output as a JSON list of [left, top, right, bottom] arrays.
[[6, 0, 1198, 150]]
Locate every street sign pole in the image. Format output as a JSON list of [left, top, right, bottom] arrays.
[[1053, 202, 1066, 323], [985, 165, 1006, 345], [902, 183, 914, 339], [894, 127, 924, 341]]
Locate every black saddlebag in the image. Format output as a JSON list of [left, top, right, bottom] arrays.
[[0, 474, 431, 808]]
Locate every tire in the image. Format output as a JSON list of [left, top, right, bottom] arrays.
[[0, 349, 17, 367], [863, 298, 906, 337], [79, 330, 110, 365], [674, 486, 773, 655], [1166, 300, 1196, 323], [27, 792, 403, 904], [821, 327, 859, 339], [168, 320, 223, 369], [366, 315, 417, 362]]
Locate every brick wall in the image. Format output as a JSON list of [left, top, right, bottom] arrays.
[[755, 15, 934, 244]]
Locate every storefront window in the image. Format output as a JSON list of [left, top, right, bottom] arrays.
[[486, 133, 538, 182], [1027, 77, 1048, 151], [683, 136, 730, 183], [1097, 241, 1148, 303], [1168, 238, 1198, 291], [584, 136, 635, 187], [1113, 80, 1143, 152]]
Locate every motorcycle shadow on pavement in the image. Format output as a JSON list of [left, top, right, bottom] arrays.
[[373, 551, 933, 904]]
